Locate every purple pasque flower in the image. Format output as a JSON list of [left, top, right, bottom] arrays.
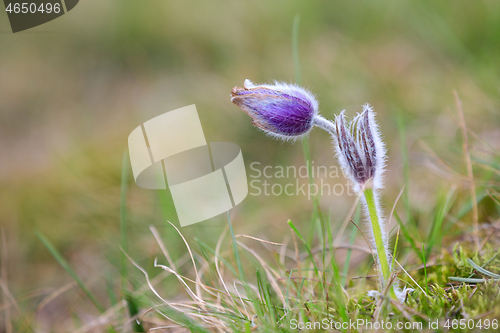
[[334, 104, 386, 192], [231, 79, 320, 140]]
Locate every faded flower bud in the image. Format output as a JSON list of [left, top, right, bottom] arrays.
[[334, 104, 386, 192], [231, 79, 319, 140]]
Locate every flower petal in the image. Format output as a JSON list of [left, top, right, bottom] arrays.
[[231, 80, 318, 138]]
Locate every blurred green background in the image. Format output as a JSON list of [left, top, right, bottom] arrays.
[[0, 0, 499, 331]]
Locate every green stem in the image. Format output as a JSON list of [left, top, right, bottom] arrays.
[[363, 188, 390, 283]]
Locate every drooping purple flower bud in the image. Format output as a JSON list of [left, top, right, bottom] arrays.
[[334, 104, 386, 192], [231, 79, 319, 140]]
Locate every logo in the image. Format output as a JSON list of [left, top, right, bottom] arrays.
[[3, 0, 79, 33], [128, 105, 248, 227]]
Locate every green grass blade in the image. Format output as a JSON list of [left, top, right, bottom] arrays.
[[106, 275, 117, 306], [227, 213, 246, 283], [284, 270, 293, 312], [256, 269, 277, 326], [394, 211, 422, 259], [36, 231, 104, 313], [391, 227, 400, 272], [194, 237, 238, 277], [125, 295, 145, 332], [297, 277, 306, 299], [442, 190, 488, 238], [455, 190, 488, 220], [467, 258, 500, 279], [448, 277, 495, 283], [287, 220, 324, 295], [328, 251, 348, 324], [342, 207, 360, 286], [227, 213, 260, 319], [426, 187, 456, 259], [422, 244, 428, 295], [120, 150, 130, 292]]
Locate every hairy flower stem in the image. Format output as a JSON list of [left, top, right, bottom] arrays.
[[363, 188, 398, 300], [313, 115, 336, 136], [363, 188, 390, 280]]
